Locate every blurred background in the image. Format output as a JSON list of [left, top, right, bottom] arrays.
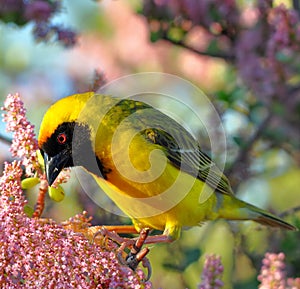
[[0, 0, 300, 288]]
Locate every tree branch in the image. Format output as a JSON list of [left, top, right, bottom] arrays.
[[279, 205, 300, 219], [225, 110, 273, 176], [161, 36, 235, 61]]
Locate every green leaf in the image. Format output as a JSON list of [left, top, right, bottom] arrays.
[[21, 177, 40, 190], [48, 185, 65, 202]]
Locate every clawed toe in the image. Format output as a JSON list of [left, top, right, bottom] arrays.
[[93, 227, 152, 280]]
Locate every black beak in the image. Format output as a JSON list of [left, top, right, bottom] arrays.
[[43, 151, 70, 186]]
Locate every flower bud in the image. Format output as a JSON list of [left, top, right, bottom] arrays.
[[21, 177, 40, 189], [48, 185, 65, 202]]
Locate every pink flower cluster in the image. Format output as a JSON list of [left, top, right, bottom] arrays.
[[0, 0, 76, 47], [143, 0, 300, 107], [258, 252, 286, 289], [144, 0, 238, 37], [0, 93, 151, 288], [258, 253, 300, 289], [52, 167, 71, 188], [237, 3, 300, 100], [267, 5, 300, 58], [2, 93, 40, 177], [0, 160, 151, 288], [198, 254, 224, 289]]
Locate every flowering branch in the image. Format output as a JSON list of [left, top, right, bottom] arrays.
[[1, 93, 71, 215], [0, 93, 152, 288], [258, 253, 300, 289], [198, 253, 300, 289], [198, 254, 224, 289], [0, 163, 151, 287], [141, 1, 300, 186], [2, 93, 41, 177], [0, 0, 76, 47]]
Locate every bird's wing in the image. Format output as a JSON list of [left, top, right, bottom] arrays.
[[142, 127, 233, 196], [109, 97, 233, 195]]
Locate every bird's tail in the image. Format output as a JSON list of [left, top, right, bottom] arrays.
[[247, 203, 297, 231], [218, 195, 298, 231]]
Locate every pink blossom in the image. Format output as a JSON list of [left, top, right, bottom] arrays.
[[287, 278, 300, 289], [0, 161, 152, 288], [236, 4, 300, 100], [258, 253, 286, 289], [198, 254, 224, 289], [2, 93, 40, 177], [2, 93, 70, 186], [1, 93, 151, 288]]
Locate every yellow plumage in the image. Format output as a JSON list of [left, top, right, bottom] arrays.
[[38, 92, 297, 241]]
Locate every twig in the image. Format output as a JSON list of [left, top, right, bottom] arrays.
[[89, 69, 107, 92], [33, 177, 48, 218], [225, 110, 273, 176], [279, 205, 300, 219], [161, 36, 235, 61], [0, 133, 12, 145]]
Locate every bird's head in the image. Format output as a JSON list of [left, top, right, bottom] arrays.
[[38, 92, 96, 186]]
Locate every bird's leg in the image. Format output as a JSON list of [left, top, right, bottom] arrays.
[[102, 225, 139, 234], [93, 226, 174, 280], [92, 226, 135, 250], [93, 225, 138, 244], [116, 231, 173, 280], [93, 226, 152, 280], [141, 234, 174, 245], [121, 228, 151, 280]]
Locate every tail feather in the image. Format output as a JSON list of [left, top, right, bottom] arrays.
[[244, 201, 298, 231], [254, 211, 297, 231], [217, 195, 298, 231]]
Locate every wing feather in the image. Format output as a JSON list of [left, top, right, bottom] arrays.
[[142, 127, 233, 195], [113, 97, 233, 195]]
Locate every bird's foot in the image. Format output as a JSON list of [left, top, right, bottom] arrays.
[[93, 227, 152, 280], [121, 228, 151, 280]]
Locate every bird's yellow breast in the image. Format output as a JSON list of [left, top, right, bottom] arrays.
[[91, 129, 218, 238], [92, 165, 218, 239]]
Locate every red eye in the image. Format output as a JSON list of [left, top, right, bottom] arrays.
[[57, 133, 67, 144]]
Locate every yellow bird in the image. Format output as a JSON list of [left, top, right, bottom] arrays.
[[38, 92, 297, 243]]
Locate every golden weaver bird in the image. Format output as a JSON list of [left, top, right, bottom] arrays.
[[38, 92, 297, 243]]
